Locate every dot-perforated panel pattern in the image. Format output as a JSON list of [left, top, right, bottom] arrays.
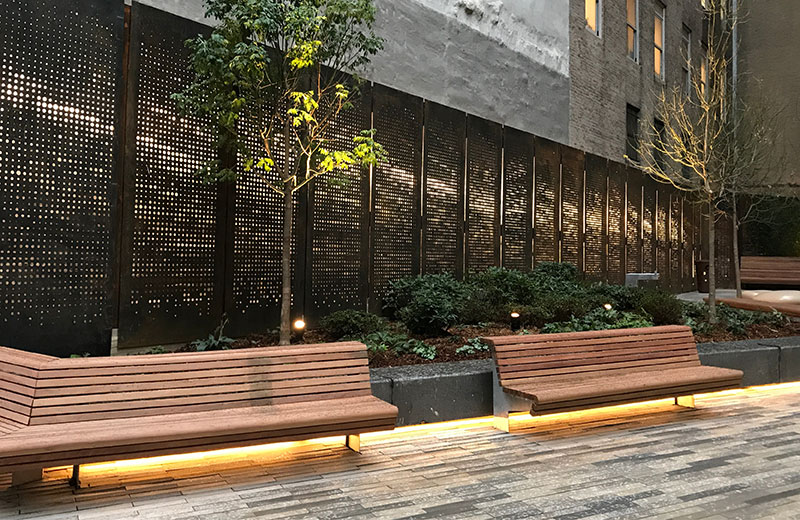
[[501, 127, 533, 271], [670, 193, 683, 290], [560, 145, 584, 270], [715, 215, 734, 287], [642, 178, 657, 273], [465, 116, 501, 273], [533, 137, 559, 265], [370, 85, 422, 309], [422, 101, 465, 276], [625, 169, 643, 274], [119, 4, 222, 348], [655, 189, 670, 285], [682, 197, 695, 291], [0, 0, 122, 356], [607, 162, 626, 284], [583, 154, 607, 280], [307, 82, 371, 319], [227, 109, 295, 336]]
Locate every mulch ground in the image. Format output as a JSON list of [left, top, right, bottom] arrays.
[[179, 320, 800, 369]]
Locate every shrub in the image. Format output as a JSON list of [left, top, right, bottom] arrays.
[[384, 274, 467, 334], [320, 310, 386, 340], [586, 283, 643, 311], [682, 301, 712, 335], [361, 331, 436, 360], [639, 289, 684, 325], [456, 337, 490, 356], [541, 308, 653, 334], [718, 304, 787, 336], [529, 262, 580, 292]]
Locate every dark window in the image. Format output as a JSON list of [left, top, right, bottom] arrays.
[[626, 104, 640, 162], [654, 118, 666, 171]]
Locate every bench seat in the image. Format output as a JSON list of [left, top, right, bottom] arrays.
[[485, 326, 743, 431], [504, 365, 743, 413], [741, 256, 800, 286], [0, 396, 397, 472], [0, 341, 398, 485]]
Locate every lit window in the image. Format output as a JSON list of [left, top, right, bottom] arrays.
[[626, 104, 640, 162], [700, 49, 708, 99], [627, 0, 639, 61], [681, 25, 692, 94], [586, 0, 601, 36], [654, 2, 665, 79]]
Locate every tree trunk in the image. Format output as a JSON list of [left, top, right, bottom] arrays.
[[279, 121, 293, 346], [732, 198, 742, 298], [707, 197, 717, 324]]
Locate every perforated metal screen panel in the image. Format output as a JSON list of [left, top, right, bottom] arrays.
[[560, 145, 584, 271], [533, 137, 559, 265], [669, 193, 682, 290], [307, 80, 371, 320], [625, 169, 643, 274], [465, 116, 501, 273], [422, 101, 465, 276], [682, 197, 695, 290], [501, 127, 533, 271], [583, 155, 607, 280], [370, 85, 422, 309], [607, 162, 626, 284], [0, 0, 122, 356], [642, 178, 657, 273], [226, 107, 297, 336], [655, 189, 670, 286], [119, 4, 223, 348], [715, 215, 734, 287]]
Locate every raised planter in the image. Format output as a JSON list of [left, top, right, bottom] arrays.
[[371, 336, 800, 426]]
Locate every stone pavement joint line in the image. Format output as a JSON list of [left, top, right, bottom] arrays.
[[2, 385, 800, 519]]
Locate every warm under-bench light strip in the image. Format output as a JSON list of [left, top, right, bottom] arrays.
[[70, 381, 800, 475]]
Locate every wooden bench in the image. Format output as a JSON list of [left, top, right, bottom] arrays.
[[741, 256, 800, 286], [485, 326, 743, 432], [0, 341, 397, 486], [710, 297, 800, 318]]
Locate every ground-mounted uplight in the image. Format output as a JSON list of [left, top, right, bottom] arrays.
[[510, 311, 521, 331], [293, 318, 306, 331], [603, 303, 613, 311]]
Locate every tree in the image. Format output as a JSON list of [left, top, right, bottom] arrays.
[[635, 0, 779, 322], [173, 0, 387, 345]]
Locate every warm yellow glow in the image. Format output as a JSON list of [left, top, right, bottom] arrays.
[[58, 381, 800, 478], [510, 312, 521, 319], [603, 303, 613, 310], [293, 319, 306, 330]]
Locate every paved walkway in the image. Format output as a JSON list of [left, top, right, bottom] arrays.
[[3, 384, 800, 520], [677, 290, 738, 302]]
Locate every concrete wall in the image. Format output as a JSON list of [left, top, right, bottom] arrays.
[[569, 0, 705, 162], [132, 0, 571, 143], [738, 0, 800, 191]]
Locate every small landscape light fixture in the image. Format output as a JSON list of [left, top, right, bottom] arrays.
[[510, 311, 521, 331], [603, 303, 613, 311], [293, 318, 306, 331]]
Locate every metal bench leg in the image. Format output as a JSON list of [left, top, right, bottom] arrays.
[[68, 465, 80, 488], [11, 467, 42, 486], [675, 396, 696, 408], [345, 434, 361, 453], [492, 370, 530, 433]]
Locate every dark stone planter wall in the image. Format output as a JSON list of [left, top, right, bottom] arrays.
[[371, 336, 800, 426]]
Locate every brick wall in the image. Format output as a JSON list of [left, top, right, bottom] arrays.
[[569, 0, 705, 162]]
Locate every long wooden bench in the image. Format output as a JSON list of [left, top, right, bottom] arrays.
[[485, 326, 743, 432], [710, 297, 800, 318], [0, 342, 397, 487], [741, 256, 800, 286]]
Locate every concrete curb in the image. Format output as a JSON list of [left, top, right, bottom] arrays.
[[371, 336, 800, 426]]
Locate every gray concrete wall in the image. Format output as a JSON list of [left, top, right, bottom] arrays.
[[130, 0, 571, 143]]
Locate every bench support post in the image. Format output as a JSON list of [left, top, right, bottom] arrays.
[[675, 396, 696, 408], [11, 467, 42, 486], [345, 434, 360, 453], [492, 369, 531, 433], [68, 465, 80, 488]]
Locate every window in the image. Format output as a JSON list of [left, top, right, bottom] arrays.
[[626, 104, 640, 162], [627, 0, 639, 61], [700, 48, 708, 99], [654, 119, 666, 171], [586, 0, 601, 36], [681, 25, 692, 94], [654, 2, 665, 79]]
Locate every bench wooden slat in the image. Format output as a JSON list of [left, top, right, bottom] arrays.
[[492, 333, 694, 356], [741, 256, 800, 285], [490, 326, 691, 347], [495, 341, 698, 365], [711, 297, 800, 318]]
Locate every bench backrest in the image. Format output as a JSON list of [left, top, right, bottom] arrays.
[[741, 256, 800, 285], [486, 325, 700, 386], [0, 342, 372, 426], [0, 348, 53, 430]]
